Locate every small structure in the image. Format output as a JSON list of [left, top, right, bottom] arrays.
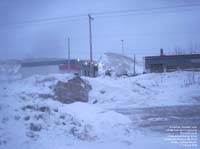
[[60, 60, 98, 77], [79, 61, 98, 77], [59, 59, 80, 74], [145, 49, 200, 73]]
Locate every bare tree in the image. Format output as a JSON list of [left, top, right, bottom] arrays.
[[174, 46, 185, 55], [172, 43, 200, 55], [188, 42, 200, 54]]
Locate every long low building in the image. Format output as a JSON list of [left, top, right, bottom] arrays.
[[145, 50, 200, 73], [20, 58, 78, 77], [0, 58, 98, 78]]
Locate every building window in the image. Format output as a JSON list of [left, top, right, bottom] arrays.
[[191, 59, 200, 63], [150, 64, 163, 73], [166, 65, 177, 72]]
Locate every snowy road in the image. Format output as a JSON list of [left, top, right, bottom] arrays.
[[115, 104, 200, 133], [114, 104, 200, 148]]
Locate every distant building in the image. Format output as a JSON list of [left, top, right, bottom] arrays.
[[19, 58, 98, 78], [19, 58, 71, 77], [60, 60, 98, 77], [145, 49, 200, 73]]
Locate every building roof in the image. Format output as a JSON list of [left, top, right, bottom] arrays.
[[145, 54, 200, 59], [20, 58, 79, 67], [0, 58, 98, 67]]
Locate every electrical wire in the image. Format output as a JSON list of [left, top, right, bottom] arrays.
[[0, 3, 200, 28]]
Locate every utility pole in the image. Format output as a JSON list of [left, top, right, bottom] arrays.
[[88, 14, 94, 77], [133, 53, 136, 75], [68, 37, 70, 72], [121, 40, 124, 55], [88, 14, 93, 64]]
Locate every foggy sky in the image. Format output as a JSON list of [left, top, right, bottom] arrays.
[[0, 0, 200, 60]]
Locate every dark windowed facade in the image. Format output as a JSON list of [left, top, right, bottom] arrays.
[[150, 64, 164, 73], [145, 54, 200, 73]]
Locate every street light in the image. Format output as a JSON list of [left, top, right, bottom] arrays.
[[121, 40, 124, 55]]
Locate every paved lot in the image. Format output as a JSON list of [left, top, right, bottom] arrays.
[[115, 104, 200, 133]]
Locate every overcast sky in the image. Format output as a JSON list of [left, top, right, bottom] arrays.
[[0, 0, 200, 60]]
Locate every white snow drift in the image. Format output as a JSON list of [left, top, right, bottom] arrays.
[[98, 53, 143, 76], [87, 71, 200, 108], [0, 69, 200, 149], [0, 74, 134, 149]]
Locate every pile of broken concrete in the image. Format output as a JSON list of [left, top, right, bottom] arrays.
[[53, 76, 92, 104]]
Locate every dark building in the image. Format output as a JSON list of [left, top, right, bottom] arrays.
[[21, 58, 68, 67], [19, 58, 80, 77], [10, 58, 98, 77], [145, 50, 200, 73]]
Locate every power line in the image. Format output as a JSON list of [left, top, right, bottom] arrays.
[[70, 32, 200, 40], [1, 4, 200, 26], [0, 8, 198, 32], [0, 17, 87, 32], [0, 3, 199, 31], [94, 8, 199, 19], [0, 14, 87, 27], [91, 3, 200, 16]]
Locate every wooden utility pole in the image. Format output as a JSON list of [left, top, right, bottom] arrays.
[[88, 14, 93, 63], [68, 37, 70, 71], [88, 14, 94, 77], [133, 53, 136, 75]]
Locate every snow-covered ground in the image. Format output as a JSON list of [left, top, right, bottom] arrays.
[[0, 71, 200, 149], [87, 71, 200, 109], [0, 74, 136, 149], [0, 62, 21, 81]]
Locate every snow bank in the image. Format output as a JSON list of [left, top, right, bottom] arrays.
[[0, 74, 134, 149], [1, 71, 200, 148], [98, 53, 143, 77], [63, 102, 132, 140], [0, 62, 21, 81], [87, 71, 200, 108]]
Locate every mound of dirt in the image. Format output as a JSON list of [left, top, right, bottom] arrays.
[[53, 76, 92, 104]]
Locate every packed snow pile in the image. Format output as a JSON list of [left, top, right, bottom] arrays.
[[98, 53, 143, 77], [87, 71, 200, 108], [0, 74, 134, 149], [0, 61, 21, 81]]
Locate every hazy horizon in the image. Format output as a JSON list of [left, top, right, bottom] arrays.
[[0, 0, 200, 60]]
